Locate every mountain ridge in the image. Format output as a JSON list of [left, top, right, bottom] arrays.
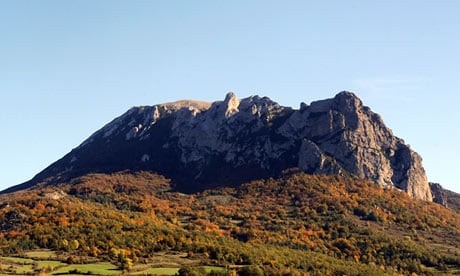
[[2, 91, 432, 201]]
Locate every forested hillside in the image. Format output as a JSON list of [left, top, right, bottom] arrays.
[[0, 171, 459, 275]]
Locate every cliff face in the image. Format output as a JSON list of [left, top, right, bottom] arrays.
[[430, 182, 449, 207], [282, 92, 431, 200], [2, 91, 432, 201]]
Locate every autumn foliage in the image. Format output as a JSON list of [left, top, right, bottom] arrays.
[[0, 171, 459, 274]]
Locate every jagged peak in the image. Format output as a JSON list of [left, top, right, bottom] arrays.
[[299, 102, 308, 111], [309, 91, 363, 113], [157, 100, 212, 111], [206, 93, 283, 119], [333, 91, 363, 110], [238, 95, 280, 108], [224, 92, 238, 103], [223, 92, 241, 117], [334, 91, 359, 99]]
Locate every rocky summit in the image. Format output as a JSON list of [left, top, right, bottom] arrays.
[[3, 91, 432, 201]]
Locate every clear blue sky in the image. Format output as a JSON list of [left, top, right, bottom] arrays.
[[1, 1, 459, 192]]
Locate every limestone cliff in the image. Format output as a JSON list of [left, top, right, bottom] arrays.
[[1, 91, 433, 201], [429, 183, 448, 207]]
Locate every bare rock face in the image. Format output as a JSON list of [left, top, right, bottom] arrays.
[[298, 139, 343, 175], [281, 92, 432, 201], [429, 183, 448, 207], [2, 91, 433, 201]]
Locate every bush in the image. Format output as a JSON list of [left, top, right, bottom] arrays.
[[366, 211, 382, 222], [238, 265, 264, 276], [178, 266, 207, 276]]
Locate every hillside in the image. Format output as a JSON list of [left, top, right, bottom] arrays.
[[0, 171, 459, 275], [445, 188, 460, 212]]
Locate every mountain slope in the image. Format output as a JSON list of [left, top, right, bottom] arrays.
[[1, 92, 432, 201], [429, 182, 460, 212], [445, 188, 460, 212], [0, 171, 458, 274]]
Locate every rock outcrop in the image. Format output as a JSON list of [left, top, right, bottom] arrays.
[[429, 182, 448, 207], [1, 91, 433, 201]]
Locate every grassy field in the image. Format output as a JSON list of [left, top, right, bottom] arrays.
[[130, 266, 226, 275], [203, 266, 227, 274], [24, 249, 57, 259], [36, 260, 66, 270], [1, 256, 35, 264], [51, 262, 120, 275], [131, 267, 180, 275], [0, 253, 120, 275], [0, 250, 229, 275]]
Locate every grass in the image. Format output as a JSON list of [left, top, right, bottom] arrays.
[[0, 251, 247, 276], [36, 260, 66, 270], [0, 255, 121, 275], [51, 262, 120, 275], [0, 263, 34, 274], [14, 264, 35, 274], [24, 249, 57, 259], [0, 256, 35, 264], [130, 266, 226, 275], [1, 254, 66, 274], [0, 256, 51, 275], [203, 266, 227, 273], [0, 257, 35, 275], [131, 267, 179, 275]]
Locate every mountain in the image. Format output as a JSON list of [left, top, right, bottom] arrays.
[[0, 91, 459, 274], [2, 91, 432, 201]]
